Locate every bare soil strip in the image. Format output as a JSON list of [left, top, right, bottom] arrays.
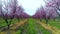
[[37, 21, 60, 34], [0, 19, 28, 34], [10, 19, 28, 29], [21, 19, 43, 34]]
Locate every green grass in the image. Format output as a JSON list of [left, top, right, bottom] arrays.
[[0, 18, 18, 27], [0, 18, 52, 34], [0, 18, 7, 27], [41, 19, 60, 30], [27, 18, 51, 34], [37, 23, 52, 34], [16, 18, 51, 34], [26, 18, 38, 34], [16, 30, 21, 34], [48, 19, 60, 30], [36, 19, 51, 34]]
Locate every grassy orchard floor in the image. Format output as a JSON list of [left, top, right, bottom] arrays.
[[41, 19, 60, 30], [28, 18, 51, 34], [16, 18, 51, 34], [0, 18, 27, 34], [0, 18, 25, 27], [0, 18, 18, 27], [0, 18, 52, 34], [37, 19, 60, 34]]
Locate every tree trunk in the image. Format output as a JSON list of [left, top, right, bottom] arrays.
[[40, 19, 42, 22], [46, 19, 48, 25], [4, 19, 10, 30], [6, 20, 10, 29], [17, 18, 20, 22], [8, 24, 10, 29]]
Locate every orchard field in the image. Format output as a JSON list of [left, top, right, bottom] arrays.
[[0, 0, 60, 34], [0, 18, 60, 34]]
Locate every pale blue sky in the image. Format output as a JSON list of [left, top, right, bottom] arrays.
[[18, 0, 45, 16], [2, 0, 46, 16]]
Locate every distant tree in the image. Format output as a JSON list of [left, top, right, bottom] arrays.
[[33, 6, 46, 21], [33, 5, 57, 24], [15, 6, 24, 21], [44, 0, 60, 18]]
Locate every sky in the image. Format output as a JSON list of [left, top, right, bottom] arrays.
[[2, 0, 46, 16], [18, 0, 46, 16]]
